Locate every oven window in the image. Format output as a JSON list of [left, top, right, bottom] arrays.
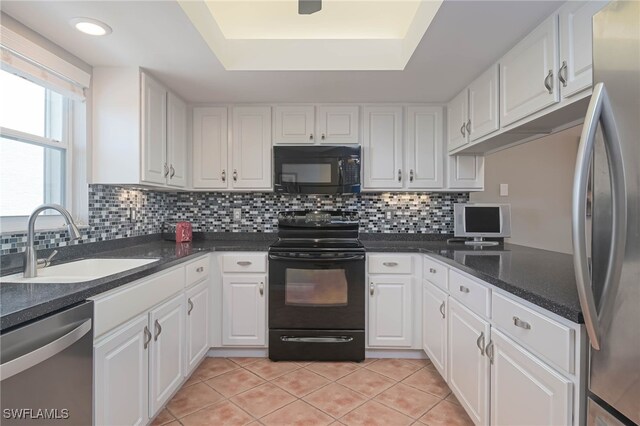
[[281, 163, 332, 183], [285, 268, 348, 306]]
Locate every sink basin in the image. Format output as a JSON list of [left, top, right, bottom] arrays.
[[1, 258, 159, 284]]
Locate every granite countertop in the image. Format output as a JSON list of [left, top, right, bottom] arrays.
[[1, 232, 583, 332]]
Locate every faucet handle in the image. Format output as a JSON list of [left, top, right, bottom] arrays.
[[37, 250, 58, 269]]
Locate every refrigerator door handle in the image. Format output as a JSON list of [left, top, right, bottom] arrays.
[[572, 82, 627, 351]]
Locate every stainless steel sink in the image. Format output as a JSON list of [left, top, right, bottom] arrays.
[[1, 258, 159, 283]]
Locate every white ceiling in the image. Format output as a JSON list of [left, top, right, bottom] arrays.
[[0, 0, 563, 103]]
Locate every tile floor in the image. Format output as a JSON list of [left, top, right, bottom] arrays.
[[153, 358, 473, 426]]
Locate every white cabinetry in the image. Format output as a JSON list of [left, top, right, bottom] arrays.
[[231, 106, 272, 189], [405, 106, 444, 189], [274, 106, 315, 144], [273, 105, 360, 145], [447, 90, 469, 151], [185, 280, 210, 374], [92, 68, 187, 188], [362, 106, 404, 189], [422, 279, 448, 378], [448, 155, 484, 189], [192, 107, 228, 189], [222, 274, 267, 346], [317, 105, 360, 144], [468, 65, 500, 141], [500, 15, 559, 126], [368, 275, 413, 347]]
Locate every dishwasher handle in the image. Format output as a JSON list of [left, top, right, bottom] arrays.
[[0, 319, 92, 381]]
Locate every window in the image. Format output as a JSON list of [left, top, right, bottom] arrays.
[[0, 69, 70, 218]]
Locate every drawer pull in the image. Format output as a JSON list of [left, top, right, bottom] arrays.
[[196, 266, 204, 273], [459, 285, 470, 293], [439, 301, 446, 319], [237, 261, 252, 266], [513, 316, 531, 330], [429, 268, 437, 274], [476, 332, 485, 356], [188, 298, 194, 315], [383, 262, 398, 267]]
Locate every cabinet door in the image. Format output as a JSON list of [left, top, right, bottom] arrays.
[[222, 274, 267, 346], [447, 89, 468, 151], [558, 1, 608, 99], [422, 280, 448, 379], [448, 155, 484, 189], [149, 294, 185, 417], [500, 14, 559, 127], [491, 329, 572, 426], [317, 105, 360, 144], [468, 65, 500, 141], [185, 281, 210, 374], [166, 92, 187, 188], [231, 106, 272, 189], [273, 106, 315, 144], [94, 314, 149, 426], [362, 106, 404, 190], [448, 298, 490, 426], [193, 107, 228, 189], [406, 106, 444, 189], [141, 72, 167, 185], [368, 275, 413, 347]]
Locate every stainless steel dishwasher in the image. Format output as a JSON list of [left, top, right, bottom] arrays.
[[0, 301, 93, 425]]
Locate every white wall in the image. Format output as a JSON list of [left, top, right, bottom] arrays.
[[470, 125, 582, 254]]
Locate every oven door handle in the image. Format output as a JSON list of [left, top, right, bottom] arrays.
[[268, 254, 365, 262], [280, 336, 354, 343]]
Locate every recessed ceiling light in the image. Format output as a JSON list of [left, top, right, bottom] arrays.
[[70, 18, 112, 36]]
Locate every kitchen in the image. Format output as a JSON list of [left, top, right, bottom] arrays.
[[0, 1, 638, 426]]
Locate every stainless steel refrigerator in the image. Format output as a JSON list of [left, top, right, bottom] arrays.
[[573, 1, 640, 425]]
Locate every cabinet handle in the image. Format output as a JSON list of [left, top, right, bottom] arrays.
[[221, 170, 226, 182], [429, 268, 437, 274], [196, 266, 204, 273], [460, 123, 466, 137], [259, 282, 264, 296], [513, 316, 531, 330], [143, 326, 152, 349], [188, 298, 194, 315], [169, 164, 175, 179], [382, 261, 398, 267], [439, 301, 445, 319], [370, 282, 375, 296], [398, 169, 402, 182], [233, 169, 238, 182], [409, 169, 414, 182], [466, 119, 471, 135], [486, 340, 495, 364], [321, 133, 326, 140], [559, 61, 568, 87], [237, 261, 252, 266], [544, 69, 554, 94], [163, 163, 170, 178], [459, 285, 470, 293], [476, 332, 485, 356], [309, 133, 314, 140], [154, 319, 162, 341]]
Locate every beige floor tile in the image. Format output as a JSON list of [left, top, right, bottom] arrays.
[[261, 400, 334, 426], [271, 368, 331, 397], [374, 383, 441, 419], [417, 400, 473, 426], [445, 392, 461, 405], [231, 383, 297, 418], [365, 359, 422, 381], [150, 408, 175, 426], [340, 401, 413, 426], [306, 362, 361, 381], [402, 367, 451, 398], [404, 358, 433, 369], [245, 359, 301, 380], [166, 382, 224, 418], [182, 374, 201, 388], [193, 357, 239, 381], [229, 357, 264, 367], [303, 383, 367, 419], [180, 400, 254, 426], [336, 368, 395, 398], [205, 368, 266, 398]]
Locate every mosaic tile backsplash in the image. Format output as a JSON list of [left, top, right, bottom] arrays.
[[1, 185, 468, 254]]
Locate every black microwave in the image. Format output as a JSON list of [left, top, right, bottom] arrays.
[[273, 146, 361, 194]]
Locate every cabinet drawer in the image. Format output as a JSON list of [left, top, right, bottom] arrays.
[[186, 256, 209, 287], [368, 255, 412, 274], [492, 292, 574, 374], [423, 256, 448, 291], [448, 270, 490, 318], [93, 266, 185, 338], [222, 253, 267, 273]]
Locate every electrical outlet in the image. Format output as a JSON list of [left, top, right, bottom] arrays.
[[233, 208, 241, 221], [500, 184, 509, 197], [385, 209, 393, 220]]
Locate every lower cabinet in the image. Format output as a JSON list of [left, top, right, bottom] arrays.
[[185, 280, 210, 373], [368, 275, 413, 347], [490, 329, 572, 426], [448, 297, 491, 426], [222, 274, 267, 346], [422, 279, 447, 378]]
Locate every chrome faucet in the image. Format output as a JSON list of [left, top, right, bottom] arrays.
[[24, 204, 81, 278]]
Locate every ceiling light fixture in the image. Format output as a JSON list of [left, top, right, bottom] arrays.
[[70, 18, 112, 36]]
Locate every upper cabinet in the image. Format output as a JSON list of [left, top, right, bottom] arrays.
[[405, 106, 444, 189], [362, 106, 404, 190], [192, 107, 228, 189], [93, 68, 188, 188], [468, 65, 500, 141], [446, 90, 469, 151], [273, 105, 360, 145]]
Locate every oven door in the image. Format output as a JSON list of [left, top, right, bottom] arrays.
[[268, 252, 365, 330]]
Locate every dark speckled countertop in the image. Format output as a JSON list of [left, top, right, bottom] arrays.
[[1, 232, 583, 331]]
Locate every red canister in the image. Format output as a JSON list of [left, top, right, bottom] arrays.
[[176, 221, 192, 243]]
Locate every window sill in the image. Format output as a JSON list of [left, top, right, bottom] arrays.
[[0, 216, 88, 235]]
